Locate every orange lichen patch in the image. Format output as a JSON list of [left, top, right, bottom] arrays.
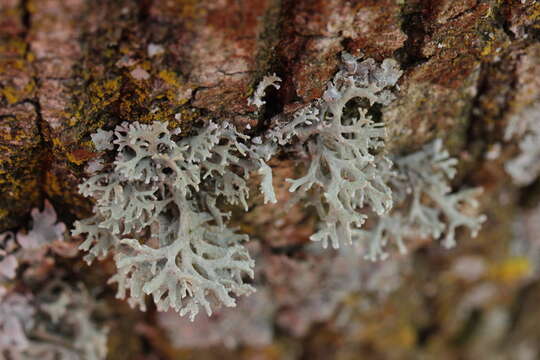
[[149, 0, 207, 24], [0, 37, 28, 57], [62, 0, 202, 141], [66, 148, 98, 165], [0, 102, 43, 230], [0, 209, 8, 223], [488, 257, 532, 284], [87, 77, 122, 107], [480, 40, 494, 57], [393, 325, 418, 349], [117, 80, 151, 115], [158, 69, 180, 87], [0, 39, 36, 106], [44, 169, 64, 199], [1, 86, 20, 104], [0, 0, 43, 230], [501, 0, 540, 35], [0, 81, 35, 105], [43, 160, 93, 219], [352, 300, 420, 355], [419, 3, 497, 86], [423, 3, 492, 53], [63, 74, 122, 159], [156, 69, 193, 106]]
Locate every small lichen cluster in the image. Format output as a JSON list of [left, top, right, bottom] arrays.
[[248, 73, 281, 109], [504, 103, 540, 186], [0, 289, 35, 354], [0, 282, 107, 360], [73, 121, 275, 320], [268, 53, 402, 249], [0, 201, 107, 360], [159, 288, 275, 349], [0, 200, 70, 284], [356, 140, 487, 261], [74, 52, 486, 321]]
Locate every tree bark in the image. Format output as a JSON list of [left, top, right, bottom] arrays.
[[1, 0, 540, 359]]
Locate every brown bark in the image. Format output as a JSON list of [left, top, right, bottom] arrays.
[[1, 0, 540, 359]]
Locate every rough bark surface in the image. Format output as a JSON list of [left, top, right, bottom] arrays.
[[1, 0, 540, 359]]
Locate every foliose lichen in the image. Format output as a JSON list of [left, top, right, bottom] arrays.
[[72, 52, 486, 323], [73, 120, 275, 320], [504, 103, 540, 186], [267, 53, 403, 249], [356, 139, 487, 261], [0, 202, 106, 360], [0, 282, 108, 360]]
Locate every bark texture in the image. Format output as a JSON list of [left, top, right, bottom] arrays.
[[1, 0, 540, 359]]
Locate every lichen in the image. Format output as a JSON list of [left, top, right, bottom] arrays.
[[16, 200, 66, 250], [356, 139, 486, 261], [267, 53, 402, 249], [71, 52, 488, 327], [248, 73, 281, 108], [0, 282, 108, 360], [74, 120, 275, 320], [504, 103, 540, 186]]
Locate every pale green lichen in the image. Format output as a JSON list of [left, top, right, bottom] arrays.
[[73, 120, 274, 320], [72, 53, 486, 322], [504, 103, 540, 186], [356, 139, 487, 261], [267, 53, 403, 249], [0, 282, 108, 360]]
